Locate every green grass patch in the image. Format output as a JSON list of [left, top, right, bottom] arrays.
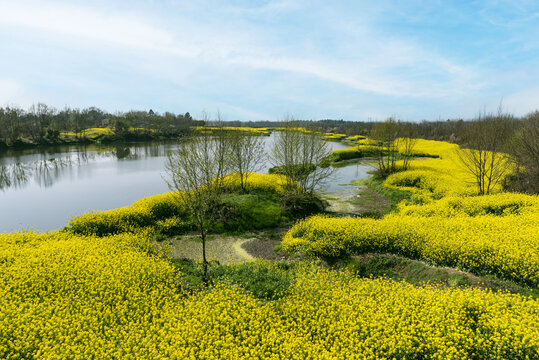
[[219, 192, 287, 232], [353, 176, 412, 214], [171, 259, 301, 300], [335, 254, 539, 298]]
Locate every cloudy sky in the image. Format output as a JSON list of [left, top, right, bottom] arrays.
[[0, 0, 538, 121]]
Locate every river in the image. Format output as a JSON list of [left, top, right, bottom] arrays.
[[0, 135, 372, 232]]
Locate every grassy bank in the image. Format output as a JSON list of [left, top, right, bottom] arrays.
[[1, 127, 185, 149], [352, 176, 412, 216], [67, 173, 322, 237]]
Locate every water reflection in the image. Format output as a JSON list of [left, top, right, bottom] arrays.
[[0, 142, 180, 191], [0, 137, 365, 232]]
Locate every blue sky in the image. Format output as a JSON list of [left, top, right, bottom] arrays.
[[0, 0, 538, 121]]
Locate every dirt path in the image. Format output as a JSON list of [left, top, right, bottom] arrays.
[[166, 230, 287, 265], [322, 184, 390, 217]]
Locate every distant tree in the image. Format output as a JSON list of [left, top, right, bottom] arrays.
[[271, 117, 334, 196], [455, 108, 513, 195], [370, 117, 401, 177], [165, 114, 231, 284], [228, 130, 266, 192], [113, 118, 129, 135], [505, 111, 539, 194]]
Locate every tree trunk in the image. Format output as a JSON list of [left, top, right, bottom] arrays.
[[201, 231, 209, 286]]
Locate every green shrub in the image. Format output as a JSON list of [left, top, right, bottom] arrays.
[[211, 261, 297, 300], [221, 193, 284, 230]]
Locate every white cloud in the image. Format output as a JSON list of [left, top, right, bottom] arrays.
[[0, 0, 479, 99], [0, 79, 28, 105], [0, 2, 177, 51], [504, 87, 539, 116]]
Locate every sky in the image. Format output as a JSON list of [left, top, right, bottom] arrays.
[[0, 0, 538, 121]]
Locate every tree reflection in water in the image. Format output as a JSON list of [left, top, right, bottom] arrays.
[[0, 142, 180, 191]]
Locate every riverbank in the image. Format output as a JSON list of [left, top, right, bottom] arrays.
[[0, 129, 184, 150]]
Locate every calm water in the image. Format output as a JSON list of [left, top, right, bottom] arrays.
[[0, 135, 371, 232]]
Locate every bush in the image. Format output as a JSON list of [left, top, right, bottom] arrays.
[[221, 193, 284, 230], [173, 260, 299, 300], [268, 164, 316, 180], [281, 191, 327, 217]]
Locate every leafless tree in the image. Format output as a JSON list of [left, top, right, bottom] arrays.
[[455, 108, 513, 195], [271, 117, 334, 194], [228, 130, 266, 192], [506, 111, 539, 194], [164, 113, 231, 284], [399, 122, 418, 171], [370, 117, 401, 176]]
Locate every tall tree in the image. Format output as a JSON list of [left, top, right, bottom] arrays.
[[505, 111, 539, 194], [228, 130, 266, 192], [455, 108, 513, 195], [165, 114, 231, 284], [370, 117, 401, 177], [271, 117, 333, 195]]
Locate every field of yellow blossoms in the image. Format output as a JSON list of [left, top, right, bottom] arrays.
[[1, 141, 539, 358], [1, 230, 537, 359], [284, 139, 539, 286]]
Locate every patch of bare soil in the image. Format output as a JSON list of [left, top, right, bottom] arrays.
[[166, 234, 254, 265], [166, 228, 290, 264], [241, 237, 287, 261]]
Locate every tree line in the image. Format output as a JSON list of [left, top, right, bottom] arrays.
[[368, 109, 538, 195], [0, 103, 201, 147]]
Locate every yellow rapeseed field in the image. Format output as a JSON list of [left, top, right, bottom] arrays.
[[324, 133, 347, 140], [284, 139, 539, 286], [346, 134, 366, 141], [61, 127, 115, 139], [1, 232, 537, 359], [2, 138, 538, 358], [387, 138, 511, 201], [192, 126, 270, 135]]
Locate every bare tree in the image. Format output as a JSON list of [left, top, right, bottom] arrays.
[[271, 117, 334, 194], [164, 113, 231, 284], [228, 130, 266, 192], [455, 108, 513, 195], [505, 111, 539, 194], [399, 122, 418, 171], [370, 117, 401, 177]]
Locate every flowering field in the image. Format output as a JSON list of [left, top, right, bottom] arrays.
[[282, 205, 539, 285], [324, 132, 347, 140], [330, 145, 380, 161], [387, 139, 511, 201], [61, 127, 115, 139], [1, 231, 537, 359], [284, 139, 538, 285], [192, 126, 271, 135]]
